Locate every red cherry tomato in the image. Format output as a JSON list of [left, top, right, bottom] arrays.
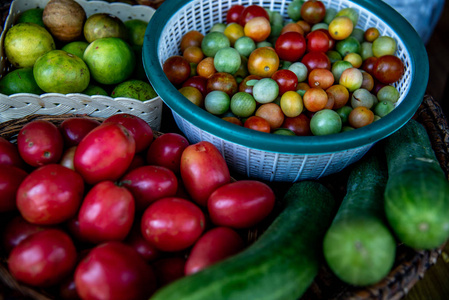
[[185, 227, 245, 275], [315, 28, 335, 50], [103, 113, 154, 153], [301, 51, 331, 72], [78, 181, 135, 244], [8, 229, 77, 287], [282, 114, 312, 136], [275, 31, 307, 62], [226, 4, 245, 24], [300, 0, 326, 24], [0, 137, 25, 169], [0, 165, 27, 212], [372, 54, 405, 84], [59, 117, 101, 147], [16, 164, 84, 225], [120, 165, 178, 211], [239, 4, 270, 26], [75, 241, 156, 300], [141, 197, 206, 252], [17, 120, 64, 167], [74, 122, 136, 185], [146, 133, 189, 174], [182, 75, 208, 96], [208, 180, 276, 228], [180, 141, 231, 206], [306, 29, 330, 52], [244, 115, 271, 133], [271, 69, 298, 95]]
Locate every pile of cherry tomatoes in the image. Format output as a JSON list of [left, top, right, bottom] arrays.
[[162, 0, 404, 136]]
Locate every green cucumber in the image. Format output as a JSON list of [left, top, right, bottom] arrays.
[[323, 153, 396, 286], [384, 119, 449, 250], [150, 181, 336, 300]]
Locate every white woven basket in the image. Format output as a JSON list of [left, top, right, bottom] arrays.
[[0, 0, 163, 130], [144, 0, 428, 181]]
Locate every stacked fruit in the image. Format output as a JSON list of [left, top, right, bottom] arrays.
[[163, 0, 404, 136], [0, 114, 277, 299], [0, 0, 157, 101]]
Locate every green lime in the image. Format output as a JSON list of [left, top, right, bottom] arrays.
[[33, 50, 90, 94], [83, 37, 136, 85], [61, 41, 89, 59], [82, 84, 108, 96], [204, 90, 230, 115], [111, 79, 157, 101], [16, 8, 44, 27], [4, 22, 55, 68], [0, 67, 43, 95], [230, 92, 256, 117], [124, 19, 148, 47], [201, 31, 230, 57], [214, 47, 241, 74]]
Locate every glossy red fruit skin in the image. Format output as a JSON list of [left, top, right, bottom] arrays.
[[16, 164, 84, 225], [73, 122, 136, 185], [0, 165, 28, 212], [1, 215, 48, 254], [0, 137, 25, 169], [59, 117, 101, 147], [146, 132, 189, 174]]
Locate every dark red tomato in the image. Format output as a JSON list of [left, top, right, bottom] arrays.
[[59, 117, 101, 147], [182, 75, 208, 96], [300, 0, 326, 24], [0, 137, 25, 169], [78, 181, 135, 244], [206, 72, 238, 96], [0, 165, 27, 212], [362, 56, 378, 75], [163, 55, 191, 86], [17, 164, 84, 225], [141, 197, 206, 252], [208, 180, 276, 228], [120, 165, 178, 211], [146, 133, 189, 174], [271, 69, 298, 95], [282, 114, 312, 136], [372, 55, 405, 84], [8, 229, 77, 287], [75, 241, 156, 300], [17, 120, 64, 167], [180, 141, 231, 206], [238, 4, 270, 26], [125, 224, 160, 262], [315, 28, 335, 50], [125, 152, 146, 173], [226, 4, 245, 24], [239, 74, 262, 94], [152, 256, 186, 287], [301, 51, 331, 72], [306, 29, 330, 52], [59, 146, 77, 171], [185, 227, 244, 275], [244, 115, 271, 133], [74, 123, 135, 185], [275, 31, 307, 62], [103, 113, 153, 153], [65, 216, 91, 244], [2, 215, 47, 254]]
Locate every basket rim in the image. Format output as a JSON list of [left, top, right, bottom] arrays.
[[143, 0, 429, 155]]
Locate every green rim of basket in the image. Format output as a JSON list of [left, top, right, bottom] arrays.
[[143, 0, 429, 155]]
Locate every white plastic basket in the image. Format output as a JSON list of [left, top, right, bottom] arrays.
[[0, 0, 163, 130], [144, 0, 429, 181]]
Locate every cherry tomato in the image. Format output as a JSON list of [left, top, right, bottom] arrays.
[[303, 87, 328, 112], [306, 29, 330, 52], [146, 133, 189, 174], [239, 74, 262, 94], [244, 115, 271, 133], [208, 180, 275, 228], [372, 54, 404, 84], [59, 117, 101, 147], [362, 56, 378, 75], [103, 113, 153, 153], [348, 106, 375, 128], [300, 0, 326, 24], [0, 165, 27, 212], [185, 227, 245, 275], [141, 197, 206, 252], [17, 120, 64, 167], [255, 103, 285, 130], [271, 69, 298, 95], [180, 141, 231, 206], [8, 229, 77, 287], [74, 123, 136, 185], [226, 4, 245, 24], [308, 68, 334, 89], [275, 31, 307, 62], [78, 181, 135, 244], [244, 16, 271, 42], [282, 114, 312, 136], [163, 55, 191, 86], [239, 4, 270, 26], [16, 164, 84, 225], [206, 72, 238, 96], [301, 51, 331, 72], [180, 30, 204, 52], [0, 137, 25, 169], [182, 75, 208, 96], [75, 241, 156, 300]]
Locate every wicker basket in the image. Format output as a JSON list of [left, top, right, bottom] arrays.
[[0, 95, 447, 299], [143, 0, 429, 182], [0, 0, 163, 130]]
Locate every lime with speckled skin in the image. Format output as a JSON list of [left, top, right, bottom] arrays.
[[61, 41, 89, 59], [82, 84, 108, 96], [16, 8, 44, 27], [0, 68, 43, 95], [4, 22, 55, 68], [111, 79, 157, 101], [125, 19, 148, 47], [33, 50, 90, 94]]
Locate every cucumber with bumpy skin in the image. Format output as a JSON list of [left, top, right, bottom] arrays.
[[323, 153, 397, 286], [384, 119, 449, 250], [150, 181, 336, 300]]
